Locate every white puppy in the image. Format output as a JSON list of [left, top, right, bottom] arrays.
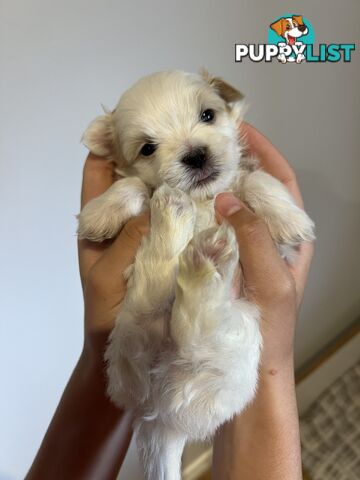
[[78, 70, 315, 480]]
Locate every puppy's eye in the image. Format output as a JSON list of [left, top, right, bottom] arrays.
[[140, 143, 157, 156], [200, 109, 215, 123]]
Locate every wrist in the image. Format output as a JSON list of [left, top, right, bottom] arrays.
[[258, 315, 296, 375], [259, 352, 295, 380], [213, 351, 301, 480], [82, 324, 112, 369], [26, 344, 133, 480]]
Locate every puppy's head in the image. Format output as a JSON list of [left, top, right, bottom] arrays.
[[270, 15, 308, 44], [82, 70, 244, 199]]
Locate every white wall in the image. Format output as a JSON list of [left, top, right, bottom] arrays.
[[1, 1, 359, 478]]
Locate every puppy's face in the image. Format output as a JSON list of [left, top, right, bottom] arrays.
[[83, 70, 244, 200]]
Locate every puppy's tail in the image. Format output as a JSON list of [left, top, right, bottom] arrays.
[[135, 419, 186, 480]]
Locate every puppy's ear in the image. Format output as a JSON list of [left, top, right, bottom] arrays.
[[292, 15, 304, 26], [81, 109, 115, 157], [270, 18, 286, 37], [201, 69, 244, 103]]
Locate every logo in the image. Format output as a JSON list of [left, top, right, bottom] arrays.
[[235, 14, 355, 63]]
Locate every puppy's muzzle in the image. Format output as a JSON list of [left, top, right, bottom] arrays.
[[182, 146, 208, 169], [298, 24, 307, 33]]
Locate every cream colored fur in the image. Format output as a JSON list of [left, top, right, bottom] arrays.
[[78, 70, 315, 480]]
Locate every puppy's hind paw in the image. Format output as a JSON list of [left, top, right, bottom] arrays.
[[179, 224, 239, 286], [105, 321, 151, 408]]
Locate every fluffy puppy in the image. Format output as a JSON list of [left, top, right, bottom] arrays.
[[78, 70, 315, 480]]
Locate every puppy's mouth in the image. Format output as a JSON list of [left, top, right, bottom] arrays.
[[288, 35, 296, 45], [191, 169, 220, 188]]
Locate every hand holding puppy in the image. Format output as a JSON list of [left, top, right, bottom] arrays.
[[215, 123, 314, 370], [78, 153, 150, 358], [213, 123, 314, 480]]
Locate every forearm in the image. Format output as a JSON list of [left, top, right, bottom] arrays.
[[212, 361, 302, 480], [26, 346, 132, 480]]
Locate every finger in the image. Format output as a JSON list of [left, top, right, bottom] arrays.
[[83, 214, 150, 334], [78, 153, 115, 283], [86, 213, 150, 295], [288, 241, 315, 305], [78, 238, 112, 289], [239, 122, 304, 208], [215, 193, 292, 303], [81, 152, 114, 209]]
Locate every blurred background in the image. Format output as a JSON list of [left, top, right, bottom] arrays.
[[1, 1, 359, 479]]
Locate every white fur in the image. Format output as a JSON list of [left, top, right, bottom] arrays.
[[78, 70, 315, 480], [77, 177, 150, 241]]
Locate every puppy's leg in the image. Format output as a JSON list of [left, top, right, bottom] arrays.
[[163, 224, 261, 438], [105, 185, 195, 406], [77, 177, 149, 241], [233, 168, 315, 259], [170, 224, 238, 349]]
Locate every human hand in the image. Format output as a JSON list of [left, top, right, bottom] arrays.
[[26, 154, 150, 480], [78, 153, 150, 362], [215, 123, 314, 371], [212, 123, 313, 480]]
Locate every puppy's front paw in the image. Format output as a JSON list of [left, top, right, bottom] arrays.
[[270, 205, 315, 246], [262, 200, 315, 263], [77, 195, 122, 241], [239, 170, 315, 247], [150, 184, 195, 256], [77, 177, 149, 242]]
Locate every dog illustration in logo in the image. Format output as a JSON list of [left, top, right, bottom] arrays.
[[270, 15, 308, 63]]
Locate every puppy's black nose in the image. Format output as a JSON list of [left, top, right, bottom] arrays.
[[182, 147, 207, 169], [298, 24, 307, 32]]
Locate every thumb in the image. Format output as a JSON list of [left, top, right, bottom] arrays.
[[215, 193, 291, 303]]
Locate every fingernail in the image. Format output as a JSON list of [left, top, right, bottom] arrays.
[[215, 193, 243, 217]]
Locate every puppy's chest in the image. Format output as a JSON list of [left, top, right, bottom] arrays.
[[194, 199, 217, 234]]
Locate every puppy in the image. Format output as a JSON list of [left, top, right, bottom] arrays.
[[78, 70, 315, 480], [270, 15, 309, 63]]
